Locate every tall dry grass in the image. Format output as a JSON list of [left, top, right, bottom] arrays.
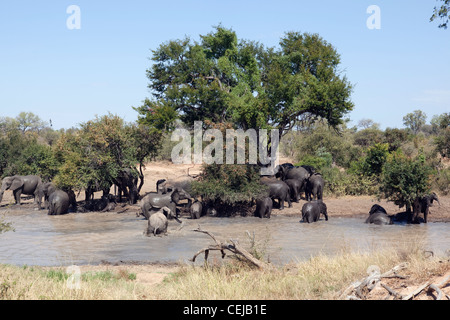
[[0, 239, 445, 300]]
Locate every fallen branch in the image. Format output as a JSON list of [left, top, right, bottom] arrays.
[[190, 226, 271, 270], [380, 282, 404, 299], [402, 282, 430, 300], [427, 284, 443, 300]]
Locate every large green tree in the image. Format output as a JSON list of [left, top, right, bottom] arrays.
[[137, 26, 354, 137]]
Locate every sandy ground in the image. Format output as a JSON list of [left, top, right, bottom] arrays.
[[1, 160, 449, 299]]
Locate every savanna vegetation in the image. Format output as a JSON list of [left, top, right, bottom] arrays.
[[0, 24, 449, 301]]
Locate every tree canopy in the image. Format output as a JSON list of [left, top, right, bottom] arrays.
[[136, 25, 354, 138]]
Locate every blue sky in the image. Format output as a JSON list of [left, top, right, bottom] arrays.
[[0, 0, 449, 130]]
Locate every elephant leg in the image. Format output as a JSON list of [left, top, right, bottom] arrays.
[[13, 189, 22, 205], [423, 208, 429, 223]]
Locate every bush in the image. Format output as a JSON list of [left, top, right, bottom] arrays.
[[379, 152, 432, 212], [192, 164, 268, 215], [321, 167, 377, 197]]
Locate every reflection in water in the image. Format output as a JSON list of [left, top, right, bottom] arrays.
[[0, 209, 448, 266]]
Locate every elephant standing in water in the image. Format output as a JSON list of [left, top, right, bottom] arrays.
[[48, 189, 77, 215], [365, 204, 393, 225], [412, 192, 440, 224], [145, 206, 180, 236], [139, 187, 192, 220], [301, 200, 328, 223], [0, 175, 43, 207], [254, 196, 272, 219]]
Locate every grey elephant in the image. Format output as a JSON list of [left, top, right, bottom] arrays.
[[85, 179, 111, 202], [0, 175, 43, 207], [260, 177, 291, 210], [301, 200, 328, 223], [305, 173, 324, 201], [280, 166, 312, 197], [365, 204, 393, 225], [145, 206, 181, 236], [48, 189, 77, 215], [139, 187, 192, 220], [189, 200, 203, 219], [156, 175, 195, 194], [284, 178, 304, 202], [39, 182, 57, 209], [254, 196, 272, 218], [411, 192, 440, 224], [112, 168, 139, 204]]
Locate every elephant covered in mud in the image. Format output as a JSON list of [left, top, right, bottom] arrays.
[[305, 173, 324, 201], [254, 196, 272, 219], [260, 177, 291, 210], [365, 204, 393, 225], [412, 192, 440, 224], [189, 200, 203, 219], [145, 206, 180, 236], [301, 200, 328, 223], [139, 187, 192, 220], [48, 189, 77, 215], [0, 175, 43, 207]]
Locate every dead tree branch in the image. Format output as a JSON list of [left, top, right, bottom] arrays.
[[190, 226, 272, 270]]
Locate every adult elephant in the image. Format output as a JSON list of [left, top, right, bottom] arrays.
[[113, 168, 139, 204], [260, 177, 291, 210], [284, 179, 303, 203], [412, 192, 440, 224], [365, 204, 393, 225], [280, 166, 311, 199], [0, 175, 43, 208], [157, 175, 195, 208], [85, 180, 111, 202], [254, 196, 273, 218], [48, 189, 77, 215], [40, 182, 57, 209], [305, 173, 325, 201], [139, 187, 192, 220], [301, 200, 328, 223]]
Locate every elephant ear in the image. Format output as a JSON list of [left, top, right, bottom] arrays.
[[10, 177, 24, 190]]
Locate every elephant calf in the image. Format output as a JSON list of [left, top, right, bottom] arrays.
[[365, 204, 393, 225], [145, 206, 178, 236], [255, 197, 272, 219], [301, 200, 328, 223], [190, 200, 203, 219]]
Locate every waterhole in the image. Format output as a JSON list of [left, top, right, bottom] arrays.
[[0, 207, 449, 266]]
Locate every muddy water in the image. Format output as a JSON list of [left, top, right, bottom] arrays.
[[0, 208, 449, 266]]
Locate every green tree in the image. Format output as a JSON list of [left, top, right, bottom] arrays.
[[141, 25, 354, 138], [53, 114, 161, 194], [380, 152, 432, 214], [431, 0, 450, 29], [403, 110, 427, 135]]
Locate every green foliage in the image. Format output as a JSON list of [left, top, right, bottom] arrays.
[[430, 0, 450, 29], [321, 167, 377, 197], [433, 167, 450, 195], [379, 152, 433, 211], [403, 110, 427, 135], [296, 147, 332, 171], [192, 164, 268, 211], [361, 143, 390, 177], [144, 25, 353, 137]]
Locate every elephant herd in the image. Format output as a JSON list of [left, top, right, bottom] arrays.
[[0, 166, 441, 236]]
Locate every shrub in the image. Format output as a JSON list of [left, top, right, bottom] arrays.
[[379, 152, 433, 212], [192, 163, 268, 215]]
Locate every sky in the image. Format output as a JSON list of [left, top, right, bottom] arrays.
[[0, 0, 449, 130]]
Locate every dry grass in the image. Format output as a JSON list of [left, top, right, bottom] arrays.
[[1, 240, 446, 300]]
